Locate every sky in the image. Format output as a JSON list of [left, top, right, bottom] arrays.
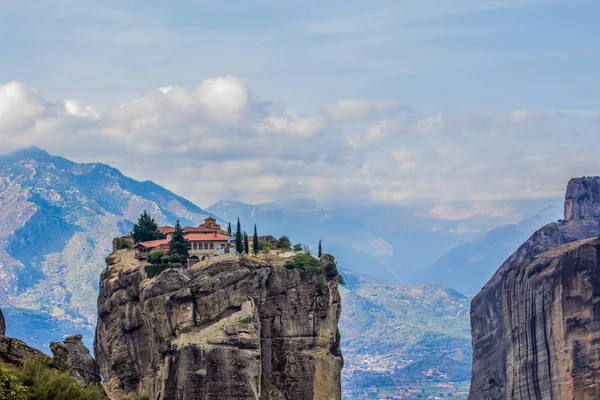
[[0, 0, 599, 218]]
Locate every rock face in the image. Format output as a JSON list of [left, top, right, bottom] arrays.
[[94, 251, 343, 400], [0, 307, 5, 336], [0, 305, 50, 369], [0, 335, 50, 369], [51, 334, 101, 386], [470, 177, 600, 400], [564, 177, 600, 221]]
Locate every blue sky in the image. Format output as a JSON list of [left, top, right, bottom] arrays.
[[0, 0, 599, 217]]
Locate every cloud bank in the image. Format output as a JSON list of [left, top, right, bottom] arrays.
[[1, 78, 599, 213]]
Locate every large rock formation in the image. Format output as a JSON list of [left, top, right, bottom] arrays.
[[94, 251, 343, 400], [470, 177, 600, 400], [51, 334, 102, 386]]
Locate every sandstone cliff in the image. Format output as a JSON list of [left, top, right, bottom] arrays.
[[94, 251, 343, 400], [470, 177, 600, 400]]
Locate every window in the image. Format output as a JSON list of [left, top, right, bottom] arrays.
[[210, 242, 214, 249], [204, 242, 208, 250]]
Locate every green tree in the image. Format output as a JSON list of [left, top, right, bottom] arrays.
[[318, 240, 323, 257], [275, 235, 291, 250], [147, 250, 164, 265], [293, 243, 303, 253], [235, 218, 243, 253], [252, 225, 259, 255], [132, 210, 165, 243], [0, 368, 28, 400], [168, 220, 189, 260], [243, 232, 249, 254], [227, 222, 232, 235]]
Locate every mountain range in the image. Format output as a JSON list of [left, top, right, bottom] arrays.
[[0, 147, 214, 348], [0, 147, 560, 394]]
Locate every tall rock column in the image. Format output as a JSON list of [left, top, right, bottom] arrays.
[[470, 177, 600, 400], [95, 251, 343, 400]]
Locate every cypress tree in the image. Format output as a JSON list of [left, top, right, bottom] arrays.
[[227, 222, 232, 235], [253, 225, 259, 255], [235, 217, 243, 253], [132, 210, 165, 243], [168, 220, 189, 260], [244, 232, 249, 254], [318, 240, 323, 257]]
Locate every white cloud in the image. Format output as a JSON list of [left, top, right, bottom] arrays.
[[1, 77, 598, 212], [324, 99, 399, 122], [196, 76, 249, 125]]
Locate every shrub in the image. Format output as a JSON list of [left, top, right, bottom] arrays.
[[147, 250, 164, 265], [338, 274, 345, 286], [275, 235, 292, 250], [144, 264, 182, 278], [114, 237, 133, 250], [292, 243, 303, 253], [167, 253, 182, 264], [316, 276, 326, 296], [17, 358, 106, 400], [135, 396, 150, 400], [0, 367, 29, 400], [323, 262, 338, 278], [285, 254, 323, 280], [258, 240, 271, 252]]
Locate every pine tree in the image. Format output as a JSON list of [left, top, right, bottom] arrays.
[[168, 220, 189, 260], [253, 225, 259, 255], [235, 217, 243, 253], [318, 240, 323, 257], [227, 222, 232, 235], [243, 232, 249, 254], [132, 210, 165, 243]]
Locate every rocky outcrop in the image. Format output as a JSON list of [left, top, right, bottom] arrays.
[[94, 251, 343, 400], [564, 176, 600, 221], [51, 334, 101, 386], [0, 335, 50, 369], [0, 307, 5, 336], [0, 305, 50, 369], [470, 177, 600, 400]]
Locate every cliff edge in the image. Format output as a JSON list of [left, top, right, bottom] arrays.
[[94, 251, 343, 400], [470, 177, 600, 400]]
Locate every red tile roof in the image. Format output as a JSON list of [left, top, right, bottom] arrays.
[[157, 226, 175, 234], [137, 239, 169, 248], [138, 233, 230, 249], [185, 233, 230, 242]]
